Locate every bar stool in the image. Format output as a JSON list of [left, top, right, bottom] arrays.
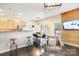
[[26, 36, 32, 46], [10, 38, 17, 56]]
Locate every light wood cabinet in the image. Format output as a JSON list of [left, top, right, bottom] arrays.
[[0, 17, 25, 30]]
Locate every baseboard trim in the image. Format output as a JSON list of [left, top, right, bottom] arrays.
[[0, 45, 27, 54]]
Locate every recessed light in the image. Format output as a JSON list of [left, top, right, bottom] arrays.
[[16, 16, 20, 18], [0, 9, 3, 12], [0, 13, 4, 16], [16, 13, 22, 18], [18, 13, 22, 16]]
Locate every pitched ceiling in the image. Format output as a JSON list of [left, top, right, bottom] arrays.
[[0, 3, 79, 20]]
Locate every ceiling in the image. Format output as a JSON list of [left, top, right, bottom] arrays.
[[0, 3, 79, 20]]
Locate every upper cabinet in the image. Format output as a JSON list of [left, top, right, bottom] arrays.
[[0, 17, 25, 31]]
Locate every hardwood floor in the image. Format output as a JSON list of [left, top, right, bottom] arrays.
[[0, 45, 33, 56], [0, 44, 79, 56], [64, 44, 79, 56]]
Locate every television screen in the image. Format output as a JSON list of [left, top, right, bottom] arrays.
[[63, 20, 79, 30]]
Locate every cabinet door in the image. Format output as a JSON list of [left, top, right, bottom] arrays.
[[0, 17, 25, 30]]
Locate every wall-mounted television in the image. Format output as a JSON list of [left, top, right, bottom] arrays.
[[63, 20, 79, 30]]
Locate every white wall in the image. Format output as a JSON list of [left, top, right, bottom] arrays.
[[0, 31, 33, 53], [37, 15, 62, 36]]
